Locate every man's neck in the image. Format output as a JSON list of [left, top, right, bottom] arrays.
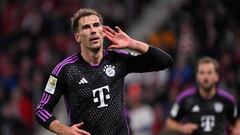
[[81, 47, 103, 66], [199, 86, 217, 100]]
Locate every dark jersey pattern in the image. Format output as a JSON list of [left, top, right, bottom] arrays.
[[169, 87, 238, 135], [36, 46, 172, 135]]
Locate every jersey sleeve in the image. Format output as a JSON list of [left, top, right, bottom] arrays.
[[226, 98, 238, 125], [35, 72, 64, 129], [169, 101, 185, 121], [122, 46, 173, 74]]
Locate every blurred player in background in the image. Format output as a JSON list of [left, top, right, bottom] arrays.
[[166, 57, 240, 135], [35, 8, 173, 135]]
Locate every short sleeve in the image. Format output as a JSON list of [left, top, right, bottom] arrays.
[[169, 102, 185, 121]]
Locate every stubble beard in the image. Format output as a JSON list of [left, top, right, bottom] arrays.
[[83, 40, 103, 54], [200, 83, 214, 93], [90, 42, 103, 53]]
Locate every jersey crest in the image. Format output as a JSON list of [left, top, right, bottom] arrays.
[[214, 102, 223, 113], [103, 65, 116, 77]]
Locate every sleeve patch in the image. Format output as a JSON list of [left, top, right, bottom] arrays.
[[170, 103, 180, 118], [234, 105, 238, 118], [45, 75, 57, 94]]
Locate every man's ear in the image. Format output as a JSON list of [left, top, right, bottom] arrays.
[[74, 32, 81, 43]]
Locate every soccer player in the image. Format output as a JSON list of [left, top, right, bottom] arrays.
[[166, 57, 240, 135], [35, 8, 173, 135]]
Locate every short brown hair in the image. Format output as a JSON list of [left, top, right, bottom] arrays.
[[71, 8, 103, 32], [196, 56, 220, 73]]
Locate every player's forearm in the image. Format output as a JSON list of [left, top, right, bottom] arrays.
[[49, 120, 69, 134], [140, 45, 173, 71], [166, 118, 184, 133], [125, 45, 173, 73], [128, 39, 149, 54]]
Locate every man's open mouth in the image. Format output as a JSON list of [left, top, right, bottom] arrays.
[[90, 37, 100, 42]]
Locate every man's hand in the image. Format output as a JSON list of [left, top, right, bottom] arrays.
[[103, 25, 149, 53], [59, 122, 91, 135], [180, 123, 198, 134], [49, 120, 91, 135], [103, 26, 135, 50]]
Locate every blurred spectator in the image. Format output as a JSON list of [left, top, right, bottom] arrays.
[[0, 88, 31, 135], [148, 24, 176, 52], [127, 83, 154, 135], [21, 8, 43, 36], [0, 54, 17, 99], [151, 104, 165, 135]]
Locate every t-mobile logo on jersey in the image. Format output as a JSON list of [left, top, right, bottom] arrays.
[[201, 115, 215, 132], [92, 85, 111, 108]]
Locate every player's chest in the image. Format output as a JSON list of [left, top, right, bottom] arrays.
[[65, 64, 122, 85], [185, 98, 226, 115], [185, 98, 227, 133], [63, 63, 125, 101], [64, 63, 124, 108]]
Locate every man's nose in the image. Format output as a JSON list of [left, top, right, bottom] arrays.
[[90, 26, 97, 34]]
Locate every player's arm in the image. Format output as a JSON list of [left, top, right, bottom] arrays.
[[49, 120, 91, 135], [166, 118, 198, 134], [166, 103, 198, 134], [226, 96, 240, 135], [103, 25, 149, 54], [36, 74, 91, 135], [166, 118, 182, 132], [104, 25, 173, 73], [35, 74, 62, 129]]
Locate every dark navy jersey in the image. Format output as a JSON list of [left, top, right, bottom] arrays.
[[169, 87, 238, 135], [36, 46, 173, 135]]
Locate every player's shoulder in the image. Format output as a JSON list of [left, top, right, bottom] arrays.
[[176, 87, 197, 102], [51, 53, 79, 76], [216, 88, 236, 104]]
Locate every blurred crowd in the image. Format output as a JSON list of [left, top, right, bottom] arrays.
[[0, 0, 239, 135]]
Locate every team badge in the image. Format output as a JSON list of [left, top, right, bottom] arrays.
[[214, 102, 223, 113], [45, 75, 57, 94], [103, 65, 115, 77]]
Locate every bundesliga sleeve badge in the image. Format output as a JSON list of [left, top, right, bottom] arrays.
[[45, 75, 58, 94]]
